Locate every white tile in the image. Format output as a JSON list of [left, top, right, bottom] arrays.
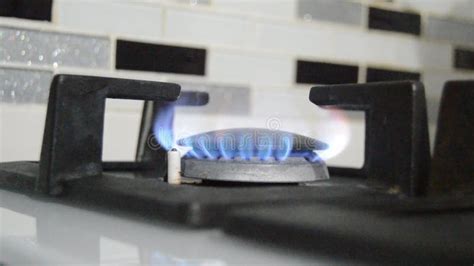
[[425, 16, 474, 45], [364, 32, 419, 68], [55, 0, 163, 39], [164, 7, 256, 48], [207, 50, 294, 86], [102, 110, 143, 161], [256, 21, 452, 70], [395, 0, 474, 21], [173, 0, 210, 5], [417, 40, 452, 70], [0, 104, 46, 162], [103, 99, 143, 162], [251, 88, 314, 118], [365, 32, 452, 70], [256, 22, 366, 64], [212, 0, 296, 19], [105, 98, 144, 113]]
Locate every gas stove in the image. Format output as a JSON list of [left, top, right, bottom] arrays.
[[0, 75, 473, 264]]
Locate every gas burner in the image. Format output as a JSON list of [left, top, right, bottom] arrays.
[[177, 128, 329, 183]]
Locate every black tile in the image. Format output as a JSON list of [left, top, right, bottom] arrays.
[[368, 7, 421, 36], [296, 60, 359, 84], [116, 40, 206, 76], [454, 48, 474, 70], [366, 67, 421, 82], [0, 0, 52, 21]]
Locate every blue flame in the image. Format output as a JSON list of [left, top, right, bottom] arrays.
[[152, 103, 174, 151], [274, 135, 292, 161], [216, 132, 237, 160], [291, 150, 323, 162], [256, 135, 273, 160], [238, 133, 254, 160], [152, 102, 327, 162], [176, 128, 324, 162], [197, 135, 218, 159]]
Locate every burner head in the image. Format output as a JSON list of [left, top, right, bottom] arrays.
[[178, 128, 329, 183]]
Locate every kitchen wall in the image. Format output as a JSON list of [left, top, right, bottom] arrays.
[[1, 0, 474, 168]]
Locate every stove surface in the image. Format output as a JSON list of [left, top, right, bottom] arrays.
[[0, 189, 345, 265]]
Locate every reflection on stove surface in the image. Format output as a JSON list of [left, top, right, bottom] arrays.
[[0, 190, 345, 265]]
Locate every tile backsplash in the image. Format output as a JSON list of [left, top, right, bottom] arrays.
[[0, 0, 52, 21], [174, 81, 251, 116], [366, 67, 421, 83], [0, 66, 52, 104], [55, 0, 163, 38], [116, 40, 206, 75], [297, 0, 364, 26], [296, 60, 359, 84], [0, 26, 110, 69], [454, 48, 474, 70], [368, 7, 421, 36], [425, 16, 474, 46], [1, 0, 474, 167]]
